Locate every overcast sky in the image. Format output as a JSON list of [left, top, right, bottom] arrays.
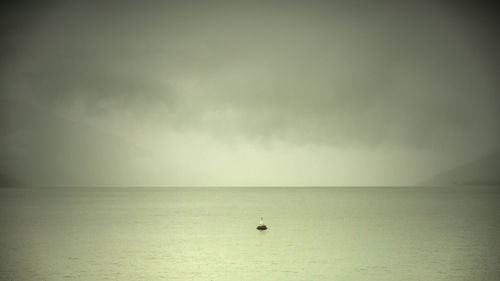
[[1, 0, 499, 187]]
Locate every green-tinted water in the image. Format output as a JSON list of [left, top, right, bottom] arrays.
[[1, 186, 499, 280]]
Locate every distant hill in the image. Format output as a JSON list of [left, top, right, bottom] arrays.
[[0, 100, 155, 187], [420, 150, 500, 186], [0, 171, 22, 187]]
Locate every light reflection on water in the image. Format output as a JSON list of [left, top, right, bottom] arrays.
[[0, 186, 499, 280]]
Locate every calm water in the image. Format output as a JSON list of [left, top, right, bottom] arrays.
[[1, 186, 499, 280]]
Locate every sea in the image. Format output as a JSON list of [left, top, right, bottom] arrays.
[[1, 186, 499, 281]]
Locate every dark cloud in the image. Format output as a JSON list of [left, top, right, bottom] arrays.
[[1, 0, 499, 148]]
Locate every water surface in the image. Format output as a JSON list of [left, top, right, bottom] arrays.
[[1, 186, 499, 280]]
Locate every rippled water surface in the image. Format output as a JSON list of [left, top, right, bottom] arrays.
[[1, 186, 499, 280]]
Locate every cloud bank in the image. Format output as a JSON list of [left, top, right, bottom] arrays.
[[1, 0, 499, 186]]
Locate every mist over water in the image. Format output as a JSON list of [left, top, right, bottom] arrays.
[[1, 0, 499, 187], [1, 2, 500, 280], [1, 186, 499, 281]]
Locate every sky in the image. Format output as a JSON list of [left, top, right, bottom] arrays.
[[0, 0, 499, 187]]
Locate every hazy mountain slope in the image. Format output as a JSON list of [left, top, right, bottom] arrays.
[[420, 150, 500, 186], [0, 100, 155, 187], [0, 171, 21, 187]]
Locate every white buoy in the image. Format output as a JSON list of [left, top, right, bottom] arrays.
[[256, 217, 267, 230]]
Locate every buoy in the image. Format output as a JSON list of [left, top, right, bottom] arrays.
[[256, 217, 267, 230]]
